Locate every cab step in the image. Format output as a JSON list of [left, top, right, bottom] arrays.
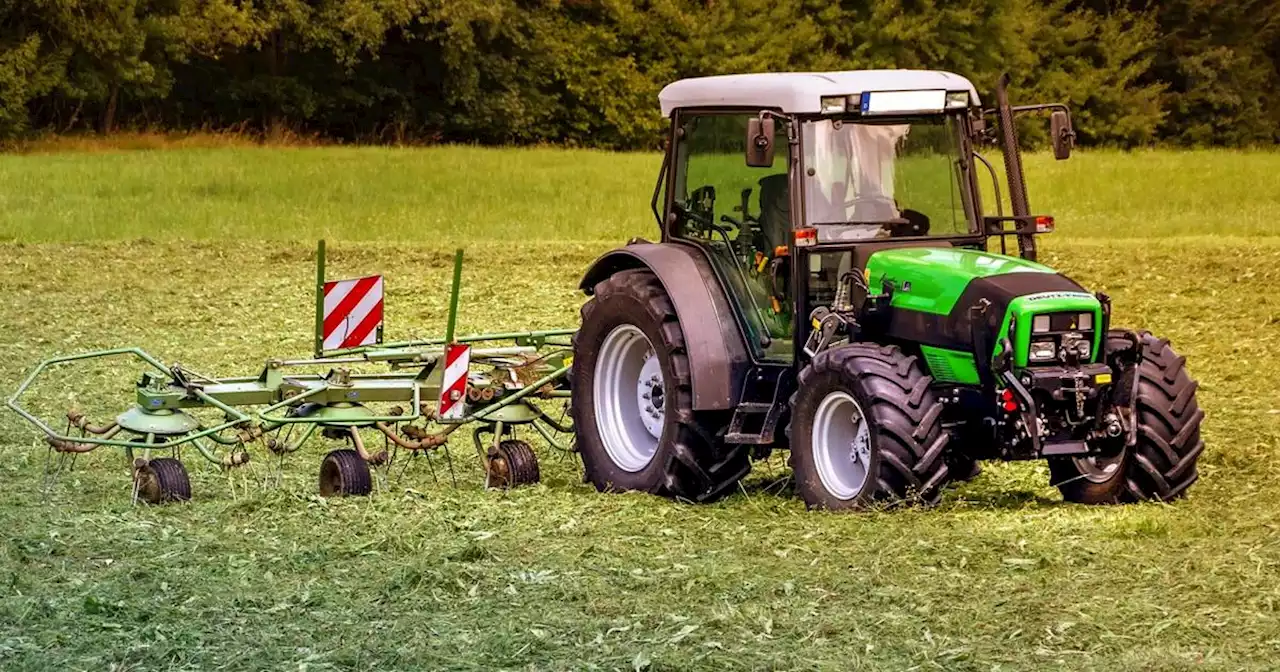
[[724, 368, 790, 445]]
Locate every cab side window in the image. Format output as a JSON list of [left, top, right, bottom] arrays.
[[670, 113, 793, 361]]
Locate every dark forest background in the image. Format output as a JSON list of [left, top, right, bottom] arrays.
[[2, 0, 1277, 148]]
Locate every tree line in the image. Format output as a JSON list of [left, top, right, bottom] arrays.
[[2, 0, 1277, 149]]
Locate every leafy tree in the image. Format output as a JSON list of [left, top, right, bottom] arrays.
[[1, 0, 1277, 147]]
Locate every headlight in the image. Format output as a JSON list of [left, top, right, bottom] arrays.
[[1029, 340, 1056, 362], [1077, 312, 1093, 331], [1032, 314, 1051, 333]]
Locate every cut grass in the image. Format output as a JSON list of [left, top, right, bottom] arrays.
[[0, 147, 1279, 670]]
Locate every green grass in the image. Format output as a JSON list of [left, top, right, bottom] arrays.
[[1, 147, 1280, 670], [3, 146, 1280, 242]]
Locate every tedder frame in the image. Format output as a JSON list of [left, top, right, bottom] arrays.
[[8, 242, 576, 503]]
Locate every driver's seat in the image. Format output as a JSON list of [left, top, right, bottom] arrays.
[[756, 174, 790, 253]]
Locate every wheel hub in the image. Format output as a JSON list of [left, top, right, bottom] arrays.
[[636, 352, 665, 439], [812, 391, 872, 500], [593, 324, 665, 473], [1073, 451, 1124, 484]]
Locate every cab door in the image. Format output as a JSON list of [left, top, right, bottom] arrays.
[[665, 110, 794, 363]]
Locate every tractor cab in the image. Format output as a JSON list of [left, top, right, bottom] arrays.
[[657, 71, 1013, 364]]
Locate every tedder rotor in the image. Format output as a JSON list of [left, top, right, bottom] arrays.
[[8, 242, 575, 503]]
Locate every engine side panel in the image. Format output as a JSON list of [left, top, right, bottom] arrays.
[[919, 345, 981, 385]]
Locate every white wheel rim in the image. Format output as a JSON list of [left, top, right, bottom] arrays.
[[812, 391, 872, 500], [593, 324, 664, 472], [1073, 451, 1124, 484]]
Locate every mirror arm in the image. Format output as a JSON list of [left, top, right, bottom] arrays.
[[985, 102, 1078, 145], [972, 151, 1004, 218]]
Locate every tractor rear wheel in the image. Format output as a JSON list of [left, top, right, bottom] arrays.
[[319, 449, 373, 497], [1052, 331, 1205, 503], [788, 344, 951, 510], [573, 269, 749, 502]]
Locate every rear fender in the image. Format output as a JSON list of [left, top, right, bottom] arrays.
[[580, 242, 750, 410]]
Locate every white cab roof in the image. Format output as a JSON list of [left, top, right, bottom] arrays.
[[659, 70, 980, 117]]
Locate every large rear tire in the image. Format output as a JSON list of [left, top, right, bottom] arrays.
[[573, 269, 749, 502], [788, 344, 951, 511], [1052, 331, 1205, 503]]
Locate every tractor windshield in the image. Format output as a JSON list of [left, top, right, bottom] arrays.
[[801, 115, 969, 239]]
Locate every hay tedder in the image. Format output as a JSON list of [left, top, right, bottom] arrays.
[[9, 242, 574, 503]]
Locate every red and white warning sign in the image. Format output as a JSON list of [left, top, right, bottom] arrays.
[[322, 275, 384, 350], [438, 343, 471, 420]]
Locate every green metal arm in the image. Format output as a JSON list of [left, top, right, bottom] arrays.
[[257, 382, 423, 425], [326, 328, 577, 358], [7, 348, 254, 450]]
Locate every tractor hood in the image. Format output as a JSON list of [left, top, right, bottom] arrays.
[[864, 246, 1059, 316], [863, 246, 1103, 379]]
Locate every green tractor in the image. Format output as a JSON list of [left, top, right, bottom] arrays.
[[571, 70, 1204, 510]]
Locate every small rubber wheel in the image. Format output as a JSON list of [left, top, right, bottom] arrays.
[[319, 449, 373, 497], [133, 457, 192, 504], [487, 439, 541, 488]]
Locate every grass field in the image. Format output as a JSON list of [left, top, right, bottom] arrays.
[[0, 146, 1279, 670]]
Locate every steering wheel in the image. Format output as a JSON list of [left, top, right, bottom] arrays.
[[672, 201, 712, 227], [841, 195, 897, 216]]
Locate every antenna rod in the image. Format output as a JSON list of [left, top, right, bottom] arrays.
[[314, 239, 326, 357]]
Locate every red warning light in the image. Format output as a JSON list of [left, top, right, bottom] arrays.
[[1000, 388, 1019, 413], [1034, 216, 1055, 233]]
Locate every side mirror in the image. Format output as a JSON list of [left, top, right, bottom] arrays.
[[1050, 110, 1074, 160], [746, 117, 776, 167]]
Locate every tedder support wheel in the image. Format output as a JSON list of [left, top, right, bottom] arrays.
[[319, 449, 373, 497], [573, 269, 749, 502], [789, 344, 950, 511], [1053, 331, 1205, 504], [133, 457, 192, 504], [487, 439, 541, 489]]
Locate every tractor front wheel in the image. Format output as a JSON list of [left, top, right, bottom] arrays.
[[1052, 332, 1205, 503], [573, 269, 749, 502], [788, 344, 951, 511]]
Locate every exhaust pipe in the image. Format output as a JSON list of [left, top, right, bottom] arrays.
[[995, 73, 1035, 261]]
